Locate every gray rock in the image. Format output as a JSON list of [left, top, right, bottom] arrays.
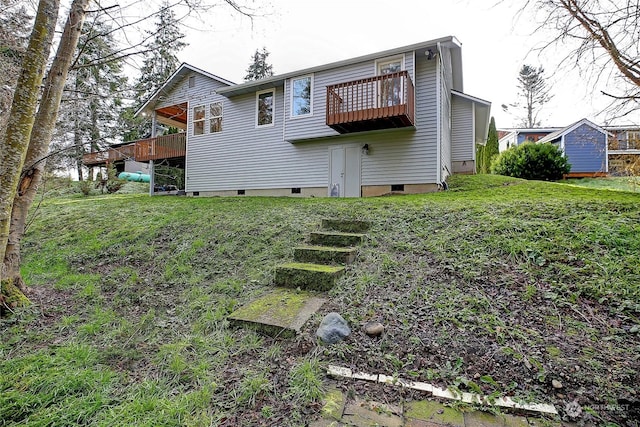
[[363, 321, 384, 337], [552, 379, 563, 389], [317, 312, 350, 344]]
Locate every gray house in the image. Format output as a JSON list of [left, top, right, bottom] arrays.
[[95, 36, 491, 197]]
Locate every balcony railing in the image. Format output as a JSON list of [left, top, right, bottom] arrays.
[[135, 133, 186, 162], [608, 138, 640, 151], [83, 144, 136, 166], [326, 71, 415, 134], [82, 133, 186, 166]]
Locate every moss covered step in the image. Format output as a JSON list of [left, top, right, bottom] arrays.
[[321, 219, 371, 233], [274, 262, 345, 291], [309, 231, 365, 248], [228, 288, 326, 338], [293, 245, 357, 265]]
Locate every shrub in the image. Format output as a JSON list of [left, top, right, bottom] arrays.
[[491, 142, 570, 180]]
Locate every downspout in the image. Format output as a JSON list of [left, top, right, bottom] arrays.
[[149, 111, 157, 196], [435, 42, 442, 184]]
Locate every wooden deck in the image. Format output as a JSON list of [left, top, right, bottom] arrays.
[[82, 133, 186, 166], [326, 71, 415, 134]]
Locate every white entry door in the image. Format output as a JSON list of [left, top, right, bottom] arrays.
[[329, 146, 361, 197]]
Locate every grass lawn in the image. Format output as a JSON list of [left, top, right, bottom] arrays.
[[558, 176, 640, 193], [1, 175, 639, 426]]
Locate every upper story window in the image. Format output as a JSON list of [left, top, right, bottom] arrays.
[[193, 105, 206, 135], [291, 75, 312, 117], [376, 56, 404, 107], [188, 76, 196, 88], [257, 89, 275, 127], [627, 131, 640, 149], [210, 102, 223, 133], [193, 102, 223, 136]]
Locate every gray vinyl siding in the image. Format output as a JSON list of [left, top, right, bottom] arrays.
[[284, 52, 415, 142], [563, 124, 607, 173], [451, 96, 474, 161], [156, 72, 229, 115], [439, 48, 452, 180], [181, 50, 440, 192]]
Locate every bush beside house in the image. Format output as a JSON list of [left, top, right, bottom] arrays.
[[491, 142, 571, 180]]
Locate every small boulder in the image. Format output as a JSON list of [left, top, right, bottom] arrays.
[[552, 379, 563, 389], [363, 321, 384, 337], [317, 312, 350, 344]]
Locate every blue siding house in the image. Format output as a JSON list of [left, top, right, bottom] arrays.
[[538, 119, 608, 176]]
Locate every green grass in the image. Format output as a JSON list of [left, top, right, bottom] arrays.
[[558, 176, 640, 192], [2, 174, 639, 425]]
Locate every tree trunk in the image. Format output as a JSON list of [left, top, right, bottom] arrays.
[[3, 0, 90, 308], [0, 0, 59, 310]]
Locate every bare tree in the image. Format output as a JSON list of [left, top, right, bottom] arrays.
[[519, 0, 640, 120]]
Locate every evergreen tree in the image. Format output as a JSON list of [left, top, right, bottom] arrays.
[[484, 117, 499, 172], [516, 65, 552, 127], [51, 16, 128, 180], [122, 1, 188, 141], [0, 0, 32, 136], [134, 2, 187, 102], [244, 47, 274, 81]]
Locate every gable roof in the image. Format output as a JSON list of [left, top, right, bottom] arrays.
[[216, 36, 463, 97], [135, 63, 235, 117], [452, 90, 491, 145], [537, 118, 608, 143]]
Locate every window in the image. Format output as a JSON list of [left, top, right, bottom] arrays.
[[377, 57, 404, 107], [193, 105, 205, 135], [188, 76, 195, 88], [628, 131, 640, 149], [257, 89, 274, 127], [210, 102, 223, 133], [193, 103, 223, 136], [291, 75, 312, 117]]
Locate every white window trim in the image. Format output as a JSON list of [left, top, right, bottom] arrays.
[[210, 101, 223, 134], [256, 88, 276, 128], [290, 74, 314, 118], [374, 55, 405, 75], [192, 104, 206, 136]]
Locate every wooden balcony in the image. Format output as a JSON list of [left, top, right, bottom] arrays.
[[135, 133, 186, 162], [326, 71, 415, 134], [82, 133, 186, 166], [83, 144, 136, 166]]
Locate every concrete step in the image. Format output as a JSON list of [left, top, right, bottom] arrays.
[[321, 218, 371, 233], [274, 262, 345, 291], [293, 245, 357, 265], [228, 288, 325, 338], [309, 231, 365, 248]]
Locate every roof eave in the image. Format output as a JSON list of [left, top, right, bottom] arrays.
[[218, 36, 459, 97]]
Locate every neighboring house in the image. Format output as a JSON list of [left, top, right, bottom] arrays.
[[604, 125, 640, 175], [85, 36, 491, 197], [497, 128, 560, 152], [537, 118, 608, 177]]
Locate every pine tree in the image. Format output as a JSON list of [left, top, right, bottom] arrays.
[[51, 16, 128, 180], [134, 2, 187, 102], [122, 1, 188, 141], [244, 47, 274, 81], [516, 65, 552, 128], [484, 117, 499, 172]]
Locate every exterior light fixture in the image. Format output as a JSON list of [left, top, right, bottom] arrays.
[[362, 144, 370, 155]]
